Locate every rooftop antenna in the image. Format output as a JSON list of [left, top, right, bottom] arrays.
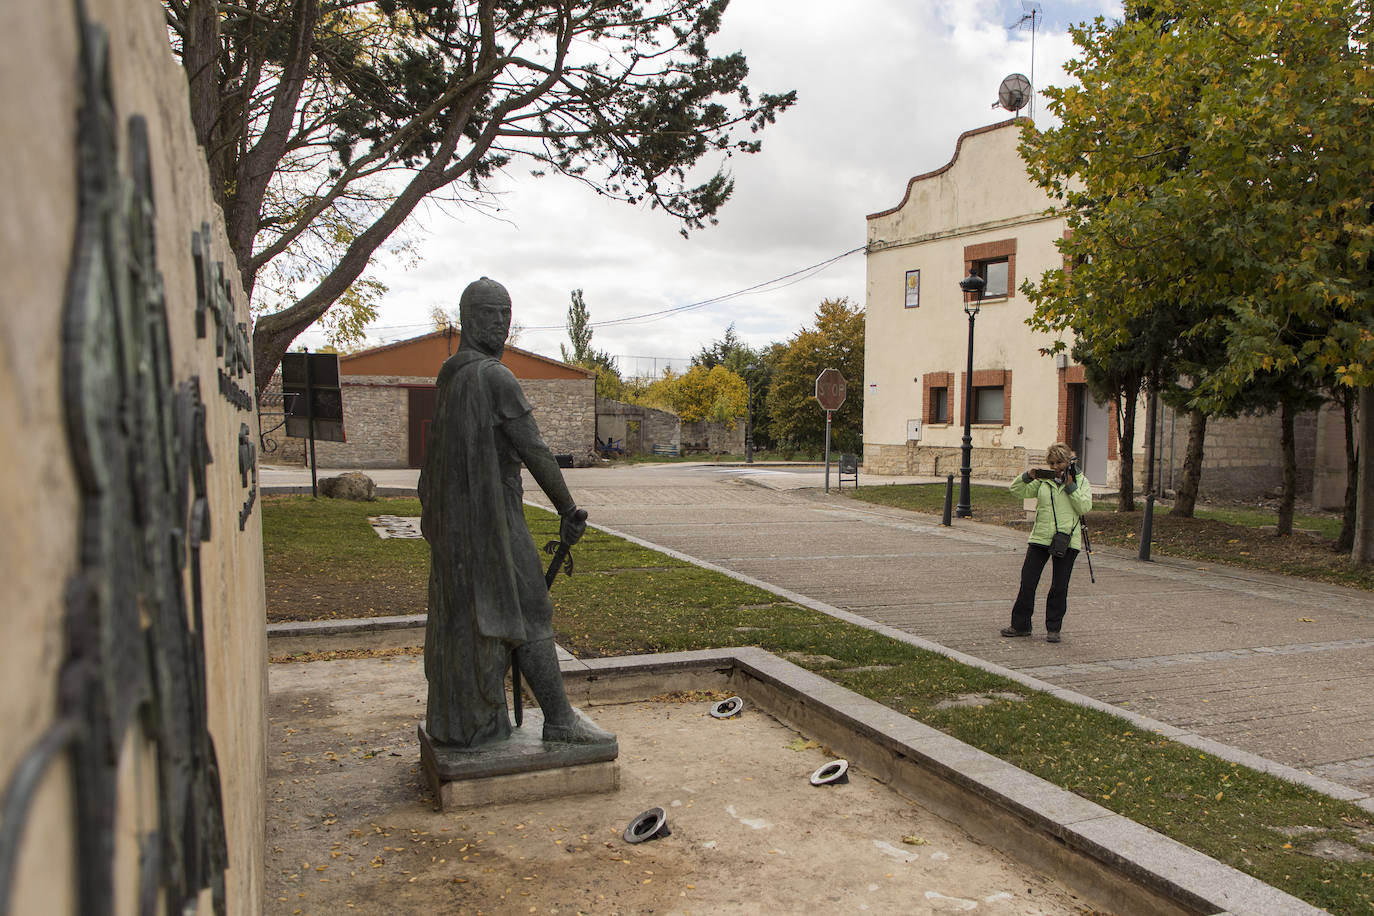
[[1007, 0, 1042, 119]]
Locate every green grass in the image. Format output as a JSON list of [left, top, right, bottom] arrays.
[[262, 495, 427, 578], [850, 482, 1028, 514], [264, 497, 1374, 914], [263, 494, 422, 557]]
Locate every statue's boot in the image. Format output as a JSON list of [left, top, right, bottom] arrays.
[[514, 637, 617, 745], [542, 712, 616, 746]]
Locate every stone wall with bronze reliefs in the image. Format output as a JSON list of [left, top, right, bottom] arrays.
[[0, 0, 267, 913]]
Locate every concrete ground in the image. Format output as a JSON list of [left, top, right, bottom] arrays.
[[266, 655, 1111, 916], [262, 461, 1374, 805]]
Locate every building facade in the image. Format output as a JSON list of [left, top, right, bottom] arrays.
[[264, 330, 596, 468], [864, 119, 1132, 487], [863, 118, 1344, 507]]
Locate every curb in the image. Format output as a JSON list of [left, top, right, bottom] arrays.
[[262, 485, 418, 498], [566, 648, 1329, 916]]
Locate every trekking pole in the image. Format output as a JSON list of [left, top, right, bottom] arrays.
[[1081, 521, 1096, 584]]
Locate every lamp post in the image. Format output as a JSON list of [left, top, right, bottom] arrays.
[[744, 363, 760, 463], [956, 269, 985, 518]]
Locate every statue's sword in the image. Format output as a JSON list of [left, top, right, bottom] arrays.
[[511, 509, 588, 727]]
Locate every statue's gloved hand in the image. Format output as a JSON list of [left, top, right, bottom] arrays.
[[560, 506, 587, 546]]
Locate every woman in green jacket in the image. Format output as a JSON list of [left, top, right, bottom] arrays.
[[1001, 442, 1092, 643]]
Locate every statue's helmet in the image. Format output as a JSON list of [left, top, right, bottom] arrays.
[[459, 277, 511, 325]]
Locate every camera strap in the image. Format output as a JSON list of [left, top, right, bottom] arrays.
[[1050, 485, 1079, 539]]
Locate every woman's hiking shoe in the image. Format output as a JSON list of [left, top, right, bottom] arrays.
[[999, 627, 1031, 637], [1047, 632, 1062, 643]]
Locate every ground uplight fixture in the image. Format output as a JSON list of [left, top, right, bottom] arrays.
[[623, 807, 671, 843], [809, 759, 850, 786], [709, 696, 743, 719]]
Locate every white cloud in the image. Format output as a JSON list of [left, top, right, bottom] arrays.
[[298, 0, 1122, 375]]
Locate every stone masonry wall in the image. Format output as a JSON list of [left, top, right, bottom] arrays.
[[596, 399, 681, 454], [312, 377, 416, 468], [644, 409, 682, 453], [1161, 409, 1319, 502], [524, 377, 596, 458], [864, 443, 1028, 480], [681, 418, 746, 454], [266, 374, 595, 469]]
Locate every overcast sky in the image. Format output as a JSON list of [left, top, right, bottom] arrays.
[[298, 0, 1123, 376]]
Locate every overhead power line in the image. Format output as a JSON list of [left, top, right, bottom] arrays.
[[363, 244, 867, 336], [519, 244, 868, 331]]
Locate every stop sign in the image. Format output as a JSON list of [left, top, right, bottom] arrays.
[[815, 368, 847, 411]]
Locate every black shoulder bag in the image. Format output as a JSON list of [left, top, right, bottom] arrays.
[[1049, 484, 1079, 558]]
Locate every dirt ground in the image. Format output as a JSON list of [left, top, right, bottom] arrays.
[[266, 655, 1110, 915], [266, 574, 427, 622]]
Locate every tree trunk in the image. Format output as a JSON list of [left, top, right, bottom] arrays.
[[1338, 392, 1356, 552], [1352, 386, 1374, 565], [1172, 409, 1207, 517], [1276, 396, 1296, 537], [1117, 396, 1137, 512], [1143, 384, 1158, 498]]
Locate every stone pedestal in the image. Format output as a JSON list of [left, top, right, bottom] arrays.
[[418, 708, 619, 810]]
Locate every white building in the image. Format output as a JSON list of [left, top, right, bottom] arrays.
[[863, 118, 1126, 486], [863, 118, 1346, 506]]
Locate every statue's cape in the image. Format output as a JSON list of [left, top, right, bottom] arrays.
[[419, 349, 531, 642]]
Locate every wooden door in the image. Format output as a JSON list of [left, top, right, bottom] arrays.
[[408, 386, 438, 467]]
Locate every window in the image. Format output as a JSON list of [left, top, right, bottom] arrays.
[[904, 269, 921, 308], [964, 239, 1017, 300], [922, 371, 954, 426], [930, 386, 949, 423], [961, 369, 1011, 427], [973, 386, 1004, 424], [976, 259, 1009, 298]]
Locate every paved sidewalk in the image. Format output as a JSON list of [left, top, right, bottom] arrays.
[[263, 461, 1374, 803]]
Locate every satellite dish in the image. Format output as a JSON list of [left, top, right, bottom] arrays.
[[996, 73, 1032, 113]]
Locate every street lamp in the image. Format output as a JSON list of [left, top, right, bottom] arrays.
[[744, 363, 760, 463], [956, 269, 986, 518]]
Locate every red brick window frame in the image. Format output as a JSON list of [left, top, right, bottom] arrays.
[[960, 369, 1012, 427], [922, 371, 954, 425], [964, 239, 1018, 300]]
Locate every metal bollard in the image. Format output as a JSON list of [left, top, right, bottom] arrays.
[[1138, 493, 1154, 561], [942, 474, 954, 527]]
